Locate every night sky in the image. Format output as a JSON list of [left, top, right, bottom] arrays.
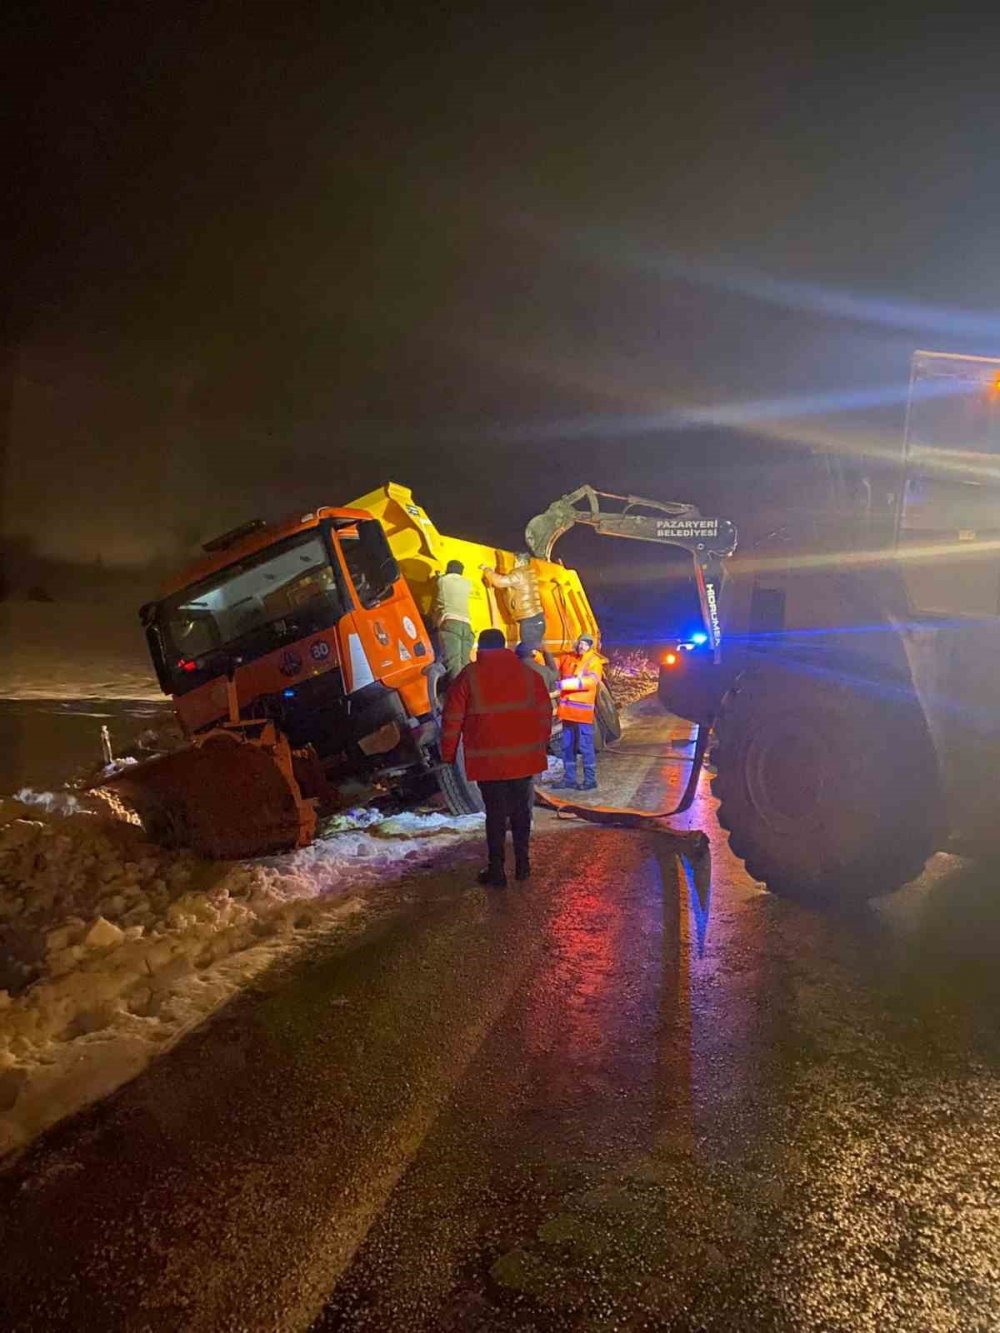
[[7, 4, 1000, 582]]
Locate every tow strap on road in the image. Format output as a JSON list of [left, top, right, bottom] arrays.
[[534, 722, 711, 864]]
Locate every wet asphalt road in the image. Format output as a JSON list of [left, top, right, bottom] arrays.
[[2, 705, 1000, 1329]]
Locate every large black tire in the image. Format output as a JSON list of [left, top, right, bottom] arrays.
[[595, 682, 622, 748], [712, 664, 939, 904], [436, 737, 484, 815], [427, 664, 484, 816]]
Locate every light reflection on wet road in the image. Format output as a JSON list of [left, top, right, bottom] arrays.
[[0, 702, 998, 1329]]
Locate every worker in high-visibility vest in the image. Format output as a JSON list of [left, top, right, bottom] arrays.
[[554, 634, 604, 791], [441, 628, 553, 886]]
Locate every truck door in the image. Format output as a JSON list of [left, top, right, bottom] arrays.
[[331, 520, 434, 716]]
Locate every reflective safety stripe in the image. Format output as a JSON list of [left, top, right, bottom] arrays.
[[347, 633, 375, 691], [469, 698, 535, 715], [467, 662, 535, 714], [464, 740, 544, 758], [562, 699, 592, 710]]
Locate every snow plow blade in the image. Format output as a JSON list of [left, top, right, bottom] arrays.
[[94, 723, 316, 859]]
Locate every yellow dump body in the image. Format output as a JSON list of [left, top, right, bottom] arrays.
[[350, 482, 601, 655]]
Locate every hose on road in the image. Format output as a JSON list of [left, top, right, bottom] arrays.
[[535, 722, 711, 867]]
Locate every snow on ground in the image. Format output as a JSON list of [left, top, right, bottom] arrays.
[[605, 648, 659, 711], [0, 603, 159, 700], [0, 799, 483, 1158], [0, 635, 657, 1157]]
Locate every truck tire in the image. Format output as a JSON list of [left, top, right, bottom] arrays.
[[712, 664, 938, 904], [595, 683, 622, 748], [436, 738, 484, 815], [427, 664, 484, 816]]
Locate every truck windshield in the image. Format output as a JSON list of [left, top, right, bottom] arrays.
[[157, 530, 342, 681]]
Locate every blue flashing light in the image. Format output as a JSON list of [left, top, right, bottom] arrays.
[[282, 688, 296, 699], [691, 631, 708, 645]]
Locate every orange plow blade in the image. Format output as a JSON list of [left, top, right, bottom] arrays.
[[94, 724, 316, 859]]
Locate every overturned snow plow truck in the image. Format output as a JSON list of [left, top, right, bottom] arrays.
[[100, 484, 615, 858]]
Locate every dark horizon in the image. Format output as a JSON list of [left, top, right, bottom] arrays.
[[7, 5, 1000, 575]]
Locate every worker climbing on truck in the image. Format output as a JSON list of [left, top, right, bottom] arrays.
[[433, 558, 474, 679], [480, 553, 554, 666], [441, 628, 553, 887], [555, 634, 605, 792]]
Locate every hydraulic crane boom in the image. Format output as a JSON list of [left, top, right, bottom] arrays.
[[525, 485, 737, 657]]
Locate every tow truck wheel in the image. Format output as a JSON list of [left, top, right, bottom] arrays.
[[428, 664, 484, 816], [712, 665, 938, 904]]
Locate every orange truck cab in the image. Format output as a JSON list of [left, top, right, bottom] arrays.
[[140, 506, 447, 804]]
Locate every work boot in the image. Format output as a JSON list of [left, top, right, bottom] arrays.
[[514, 858, 531, 882], [478, 865, 507, 888], [551, 778, 578, 791], [579, 780, 598, 792]]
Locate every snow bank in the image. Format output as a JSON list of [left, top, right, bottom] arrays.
[[0, 801, 483, 1157], [605, 648, 658, 711]]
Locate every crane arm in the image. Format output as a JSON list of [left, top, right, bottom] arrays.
[[524, 485, 737, 658]]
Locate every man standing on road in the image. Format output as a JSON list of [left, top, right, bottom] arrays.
[[480, 553, 553, 665], [441, 627, 553, 887], [554, 634, 604, 792], [433, 559, 474, 680]]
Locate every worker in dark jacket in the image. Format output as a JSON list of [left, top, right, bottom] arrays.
[[515, 641, 559, 700], [441, 628, 553, 887], [433, 559, 474, 679]]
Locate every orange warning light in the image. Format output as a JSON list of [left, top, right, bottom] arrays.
[[663, 651, 678, 666]]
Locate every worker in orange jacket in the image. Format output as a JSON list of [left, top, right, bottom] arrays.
[[441, 627, 553, 887], [554, 634, 604, 791]]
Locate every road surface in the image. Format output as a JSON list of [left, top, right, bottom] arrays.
[[1, 702, 999, 1330]]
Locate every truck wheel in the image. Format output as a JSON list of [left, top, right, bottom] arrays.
[[427, 665, 484, 816], [712, 665, 938, 904], [596, 683, 622, 747], [436, 739, 485, 815]]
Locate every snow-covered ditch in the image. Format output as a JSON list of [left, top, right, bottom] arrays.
[[0, 796, 483, 1158]]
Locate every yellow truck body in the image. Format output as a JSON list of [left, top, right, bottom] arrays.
[[350, 482, 601, 654]]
